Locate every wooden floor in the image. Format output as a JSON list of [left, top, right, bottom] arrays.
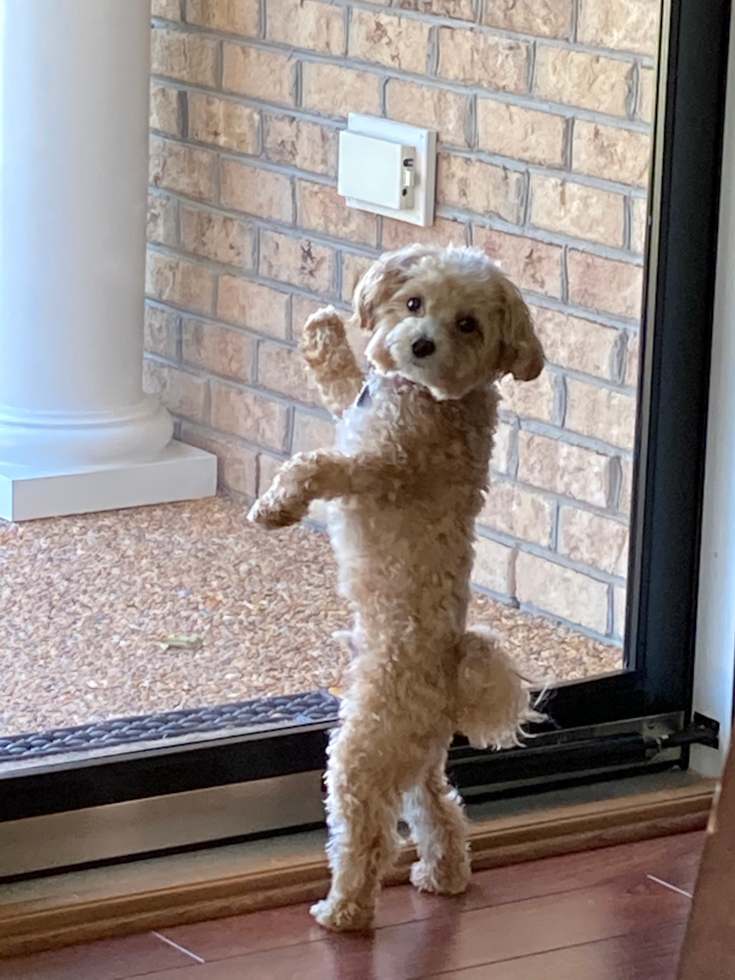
[[3, 831, 704, 980]]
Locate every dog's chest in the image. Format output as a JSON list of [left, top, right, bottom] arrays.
[[336, 375, 398, 455]]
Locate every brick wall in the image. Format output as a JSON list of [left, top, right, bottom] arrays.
[[146, 0, 660, 643]]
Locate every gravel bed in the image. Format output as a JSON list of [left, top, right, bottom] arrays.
[[0, 496, 621, 736]]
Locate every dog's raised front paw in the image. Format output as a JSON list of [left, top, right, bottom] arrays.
[[410, 858, 470, 896], [301, 306, 347, 362], [310, 897, 374, 932]]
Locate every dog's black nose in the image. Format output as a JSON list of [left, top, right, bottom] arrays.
[[412, 337, 435, 359]]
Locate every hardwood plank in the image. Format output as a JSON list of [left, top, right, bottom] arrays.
[[1, 932, 195, 980], [430, 923, 687, 980], [159, 832, 702, 963], [104, 876, 690, 980]]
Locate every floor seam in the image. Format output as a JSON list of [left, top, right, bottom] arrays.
[[646, 874, 694, 899], [151, 931, 206, 964]]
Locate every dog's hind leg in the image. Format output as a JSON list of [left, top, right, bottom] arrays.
[[300, 307, 365, 418], [403, 749, 471, 896], [311, 726, 402, 932]]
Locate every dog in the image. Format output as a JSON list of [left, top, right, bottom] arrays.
[[248, 244, 545, 932]]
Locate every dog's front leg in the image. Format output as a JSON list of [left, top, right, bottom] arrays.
[[300, 307, 365, 418], [248, 449, 412, 530]]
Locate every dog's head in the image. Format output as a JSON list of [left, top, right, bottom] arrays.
[[352, 244, 544, 400]]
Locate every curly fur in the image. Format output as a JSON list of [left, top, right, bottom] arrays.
[[249, 244, 545, 932]]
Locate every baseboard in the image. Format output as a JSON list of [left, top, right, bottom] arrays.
[[0, 773, 714, 958]]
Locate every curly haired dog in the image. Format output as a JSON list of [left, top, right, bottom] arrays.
[[248, 244, 545, 932]]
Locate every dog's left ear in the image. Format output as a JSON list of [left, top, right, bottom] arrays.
[[498, 280, 545, 381]]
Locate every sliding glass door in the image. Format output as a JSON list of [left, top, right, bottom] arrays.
[[0, 0, 730, 878]]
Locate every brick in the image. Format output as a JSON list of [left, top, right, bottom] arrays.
[[186, 0, 258, 36], [264, 115, 338, 176], [302, 63, 381, 118], [387, 80, 469, 147], [438, 28, 529, 93], [618, 458, 633, 514], [268, 0, 345, 54], [182, 320, 253, 382], [565, 379, 637, 449], [222, 45, 295, 105], [625, 333, 639, 385], [146, 250, 215, 314], [297, 181, 377, 247], [258, 343, 321, 406], [210, 383, 289, 449], [150, 28, 216, 87], [349, 9, 431, 75], [143, 360, 207, 422], [342, 252, 376, 303], [381, 216, 466, 252], [477, 100, 565, 167], [515, 551, 608, 633], [472, 536, 515, 595], [479, 481, 553, 546], [530, 175, 625, 248], [144, 304, 178, 360], [180, 206, 254, 269], [147, 193, 178, 247], [578, 0, 660, 57], [631, 197, 648, 254], [638, 67, 656, 124], [473, 228, 562, 298], [531, 306, 617, 379], [181, 422, 258, 498], [559, 507, 629, 577], [535, 48, 632, 117], [220, 161, 293, 223], [260, 231, 335, 294], [614, 585, 627, 636], [293, 412, 336, 453], [217, 277, 289, 338], [492, 422, 513, 473], [149, 138, 216, 201], [188, 95, 260, 154], [152, 0, 181, 19], [518, 431, 609, 507], [397, 0, 473, 17], [482, 0, 573, 39], [438, 155, 524, 223], [573, 121, 650, 186], [150, 83, 181, 137], [567, 251, 643, 320], [498, 372, 555, 423]]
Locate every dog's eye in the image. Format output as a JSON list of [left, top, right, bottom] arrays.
[[406, 297, 422, 313], [457, 315, 478, 334]]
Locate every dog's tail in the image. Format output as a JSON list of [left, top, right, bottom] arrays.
[[454, 626, 545, 750]]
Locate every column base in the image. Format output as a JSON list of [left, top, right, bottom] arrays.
[[0, 441, 217, 521]]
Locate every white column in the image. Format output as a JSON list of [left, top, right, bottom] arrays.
[[0, 0, 215, 521]]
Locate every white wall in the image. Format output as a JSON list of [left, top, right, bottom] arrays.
[[691, 18, 735, 777]]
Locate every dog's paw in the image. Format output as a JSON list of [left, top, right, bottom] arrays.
[[301, 307, 347, 362], [410, 859, 471, 896], [247, 493, 305, 530], [310, 897, 374, 933]]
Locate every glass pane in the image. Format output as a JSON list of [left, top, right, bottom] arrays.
[[1, 0, 663, 770]]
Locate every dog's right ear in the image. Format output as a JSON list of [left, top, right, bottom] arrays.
[[352, 244, 433, 332]]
